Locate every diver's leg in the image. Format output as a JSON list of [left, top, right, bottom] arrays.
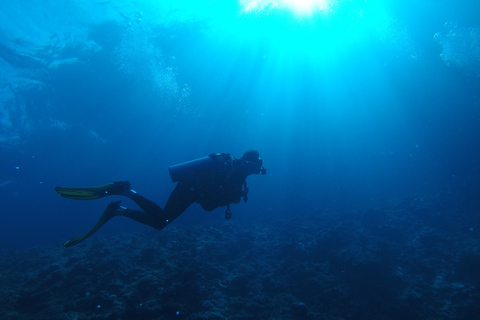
[[162, 182, 196, 222], [126, 191, 164, 215], [63, 197, 160, 247], [120, 182, 195, 230], [118, 194, 166, 230], [64, 183, 196, 247]]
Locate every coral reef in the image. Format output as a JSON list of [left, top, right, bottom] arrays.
[[1, 196, 479, 319]]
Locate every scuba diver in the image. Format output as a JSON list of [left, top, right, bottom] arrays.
[[55, 150, 266, 247]]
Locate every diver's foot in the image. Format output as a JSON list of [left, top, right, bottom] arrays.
[[105, 181, 132, 196], [103, 200, 123, 219]]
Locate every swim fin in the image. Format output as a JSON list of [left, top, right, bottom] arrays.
[[55, 181, 131, 200], [64, 200, 122, 247]]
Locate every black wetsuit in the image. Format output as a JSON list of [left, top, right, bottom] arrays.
[[123, 153, 249, 230]]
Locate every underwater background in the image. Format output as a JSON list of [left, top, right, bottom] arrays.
[[1, 0, 480, 319]]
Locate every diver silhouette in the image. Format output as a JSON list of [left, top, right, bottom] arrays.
[[55, 150, 266, 247]]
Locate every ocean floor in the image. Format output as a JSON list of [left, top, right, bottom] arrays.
[[1, 196, 480, 320]]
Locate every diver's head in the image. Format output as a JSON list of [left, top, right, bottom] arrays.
[[240, 150, 266, 175]]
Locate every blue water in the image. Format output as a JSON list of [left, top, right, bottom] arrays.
[[2, 1, 480, 319], [1, 0, 479, 247]]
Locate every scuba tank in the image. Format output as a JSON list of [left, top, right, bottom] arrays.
[[168, 154, 231, 182]]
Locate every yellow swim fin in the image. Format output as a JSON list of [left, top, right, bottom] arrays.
[[64, 200, 122, 247], [55, 181, 131, 200]]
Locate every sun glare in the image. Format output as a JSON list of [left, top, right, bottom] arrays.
[[240, 0, 333, 16], [283, 0, 328, 15]]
